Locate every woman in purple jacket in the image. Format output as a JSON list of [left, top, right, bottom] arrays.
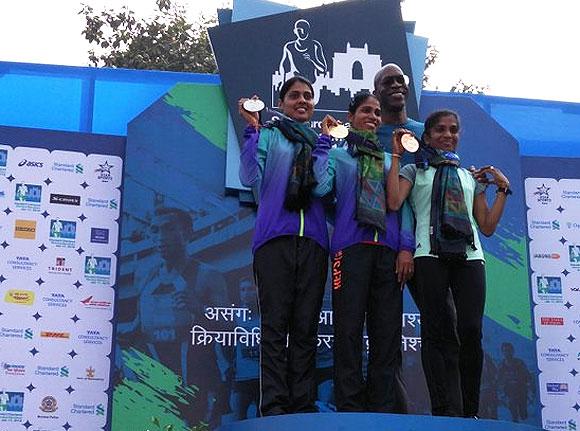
[[314, 93, 414, 412], [238, 76, 330, 416]]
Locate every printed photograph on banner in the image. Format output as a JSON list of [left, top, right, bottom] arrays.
[[538, 371, 572, 408], [0, 389, 25, 424], [567, 243, 580, 272], [558, 179, 580, 211], [8, 146, 50, 182], [82, 188, 120, 221], [536, 337, 571, 372], [35, 282, 76, 318], [0, 143, 11, 177], [65, 391, 108, 429], [85, 154, 123, 189], [81, 254, 116, 286], [1, 248, 41, 281], [40, 249, 81, 282], [48, 150, 87, 184], [533, 303, 572, 339], [12, 181, 44, 213], [75, 286, 114, 322], [69, 356, 110, 392], [541, 406, 579, 431], [72, 320, 113, 356], [525, 177, 559, 210], [528, 240, 566, 273], [532, 273, 564, 305], [78, 219, 119, 255], [47, 218, 77, 249], [526, 208, 562, 240]]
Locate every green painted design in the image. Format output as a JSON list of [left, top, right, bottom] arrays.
[[299, 209, 305, 237], [484, 235, 532, 340], [112, 348, 198, 431], [164, 84, 228, 151]]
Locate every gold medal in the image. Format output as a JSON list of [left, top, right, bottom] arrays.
[[329, 124, 349, 139], [401, 133, 419, 153], [243, 99, 265, 113]]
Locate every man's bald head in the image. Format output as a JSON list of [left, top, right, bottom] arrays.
[[373, 63, 409, 122]]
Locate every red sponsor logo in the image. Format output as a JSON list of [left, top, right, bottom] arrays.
[[541, 317, 564, 326]]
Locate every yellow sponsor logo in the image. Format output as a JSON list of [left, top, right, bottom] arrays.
[[5, 290, 35, 305], [14, 219, 37, 239], [40, 331, 70, 339]]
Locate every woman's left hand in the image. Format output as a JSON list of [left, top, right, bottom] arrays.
[[321, 114, 340, 136], [472, 165, 510, 189]]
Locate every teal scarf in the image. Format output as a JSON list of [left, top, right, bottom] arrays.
[[423, 147, 475, 259], [346, 128, 387, 232]]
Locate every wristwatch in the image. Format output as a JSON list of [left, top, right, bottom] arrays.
[[496, 186, 512, 196]]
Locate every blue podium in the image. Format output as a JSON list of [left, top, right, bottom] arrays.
[[218, 413, 544, 431]]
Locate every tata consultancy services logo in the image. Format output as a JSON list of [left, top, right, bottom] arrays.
[[14, 219, 36, 240], [4, 290, 35, 306]]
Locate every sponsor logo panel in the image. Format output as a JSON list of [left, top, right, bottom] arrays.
[[525, 178, 558, 209], [48, 218, 76, 248], [533, 274, 563, 304], [83, 255, 116, 286], [86, 154, 123, 188], [49, 193, 81, 206], [0, 391, 25, 423], [14, 183, 42, 212], [4, 290, 35, 306], [14, 219, 37, 240]]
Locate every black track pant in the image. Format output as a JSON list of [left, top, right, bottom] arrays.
[[415, 257, 486, 417], [332, 243, 401, 412], [253, 236, 328, 416]]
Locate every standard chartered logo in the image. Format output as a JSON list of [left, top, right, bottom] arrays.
[[96, 404, 105, 416], [569, 419, 577, 430], [60, 366, 69, 377], [24, 328, 33, 339]]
